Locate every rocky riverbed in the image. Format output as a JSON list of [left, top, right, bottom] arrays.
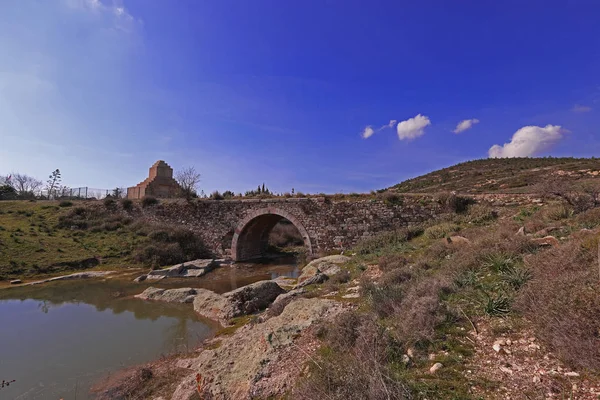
[[96, 255, 354, 400]]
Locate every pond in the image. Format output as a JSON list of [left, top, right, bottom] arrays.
[[0, 258, 298, 400]]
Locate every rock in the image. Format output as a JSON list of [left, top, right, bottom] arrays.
[[27, 271, 113, 286], [136, 287, 198, 303], [429, 363, 443, 374], [500, 366, 513, 374], [401, 354, 411, 365], [272, 276, 297, 289], [133, 274, 147, 282], [295, 272, 328, 288], [565, 372, 580, 377], [193, 289, 231, 323], [533, 376, 541, 383], [492, 343, 502, 352], [444, 236, 471, 246], [172, 298, 346, 400], [272, 288, 305, 309], [10, 279, 22, 285], [342, 292, 360, 299], [297, 255, 350, 283], [531, 236, 560, 247], [516, 227, 525, 236], [407, 348, 415, 358], [147, 259, 219, 280], [223, 280, 286, 318]]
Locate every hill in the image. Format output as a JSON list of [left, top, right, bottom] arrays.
[[391, 157, 600, 194]]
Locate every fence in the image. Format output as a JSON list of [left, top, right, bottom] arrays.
[[40, 187, 127, 200]]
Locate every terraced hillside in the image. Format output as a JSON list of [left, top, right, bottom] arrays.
[[391, 157, 600, 194]]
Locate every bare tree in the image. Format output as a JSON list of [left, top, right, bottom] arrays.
[[11, 173, 43, 197], [175, 166, 201, 200]]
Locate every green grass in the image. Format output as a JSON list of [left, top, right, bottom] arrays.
[[0, 201, 146, 280]]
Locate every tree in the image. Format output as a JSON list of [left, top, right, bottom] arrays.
[[112, 187, 125, 198], [175, 166, 201, 200], [45, 169, 61, 199], [0, 185, 17, 200], [11, 173, 42, 197]]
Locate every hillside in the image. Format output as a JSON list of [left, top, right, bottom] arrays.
[[391, 157, 600, 194]]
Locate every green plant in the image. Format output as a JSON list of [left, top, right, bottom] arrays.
[[482, 252, 517, 273], [58, 200, 73, 207], [483, 293, 510, 316], [501, 266, 532, 290], [424, 223, 461, 239]]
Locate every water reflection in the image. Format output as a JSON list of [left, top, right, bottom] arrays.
[[0, 257, 298, 399]]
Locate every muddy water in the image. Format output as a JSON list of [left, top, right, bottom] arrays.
[[0, 258, 298, 400]]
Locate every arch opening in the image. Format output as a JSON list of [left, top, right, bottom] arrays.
[[231, 209, 313, 262]]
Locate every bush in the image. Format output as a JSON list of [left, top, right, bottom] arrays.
[[103, 197, 117, 209], [121, 198, 134, 211], [210, 191, 224, 200], [134, 226, 210, 267], [437, 192, 474, 213], [141, 196, 159, 207], [59, 200, 73, 207], [515, 238, 600, 370], [354, 226, 423, 256], [378, 191, 403, 206], [424, 222, 460, 239]]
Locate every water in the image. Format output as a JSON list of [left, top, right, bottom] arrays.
[[0, 258, 298, 400]]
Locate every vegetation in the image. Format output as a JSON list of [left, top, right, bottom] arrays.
[[392, 156, 600, 194], [0, 200, 208, 280], [298, 194, 600, 398]]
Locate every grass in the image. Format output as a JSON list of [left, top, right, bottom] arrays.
[[298, 196, 600, 398], [0, 200, 208, 281]]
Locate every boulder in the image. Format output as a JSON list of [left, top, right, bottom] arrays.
[[297, 255, 350, 284], [146, 259, 220, 280], [133, 274, 147, 283], [223, 280, 286, 318], [296, 272, 328, 288], [193, 289, 231, 323], [531, 236, 560, 247], [443, 235, 471, 247], [136, 287, 198, 303], [271, 288, 305, 309]]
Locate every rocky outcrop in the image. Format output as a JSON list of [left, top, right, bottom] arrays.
[[136, 259, 226, 282], [136, 281, 286, 324], [297, 255, 350, 284], [135, 287, 198, 303], [26, 271, 113, 286], [192, 289, 232, 323], [223, 280, 286, 318], [171, 298, 347, 400]]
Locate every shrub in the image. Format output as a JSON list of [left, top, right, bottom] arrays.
[[134, 226, 210, 267], [209, 191, 224, 200], [329, 269, 351, 284], [378, 255, 408, 271], [483, 293, 511, 316], [121, 198, 134, 211], [354, 226, 423, 256], [59, 200, 73, 207], [424, 222, 460, 239], [515, 238, 600, 370], [141, 196, 159, 207], [378, 191, 403, 206], [437, 192, 474, 213], [103, 197, 117, 210], [465, 204, 498, 224]]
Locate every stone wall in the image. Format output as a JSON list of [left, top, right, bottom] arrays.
[[145, 195, 443, 261]]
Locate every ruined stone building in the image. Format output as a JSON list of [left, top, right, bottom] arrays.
[[127, 160, 182, 199]]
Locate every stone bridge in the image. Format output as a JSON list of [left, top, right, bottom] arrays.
[[151, 196, 442, 261]]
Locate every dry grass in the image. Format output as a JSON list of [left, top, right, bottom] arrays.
[[516, 235, 600, 370]]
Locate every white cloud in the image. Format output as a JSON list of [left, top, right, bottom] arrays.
[[488, 125, 566, 158], [386, 119, 397, 129], [453, 118, 479, 134], [572, 104, 592, 113], [396, 114, 431, 140], [361, 126, 375, 139], [64, 0, 138, 32]]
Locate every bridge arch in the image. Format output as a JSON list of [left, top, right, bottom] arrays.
[[231, 207, 313, 261]]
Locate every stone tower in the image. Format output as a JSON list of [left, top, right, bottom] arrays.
[[127, 160, 182, 199]]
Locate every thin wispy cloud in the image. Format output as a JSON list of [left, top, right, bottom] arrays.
[[396, 114, 431, 140], [488, 125, 566, 158], [572, 104, 592, 113], [361, 120, 397, 139], [64, 0, 140, 32], [453, 118, 479, 134]]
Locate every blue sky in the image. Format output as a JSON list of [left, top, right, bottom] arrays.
[[1, 0, 599, 194]]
